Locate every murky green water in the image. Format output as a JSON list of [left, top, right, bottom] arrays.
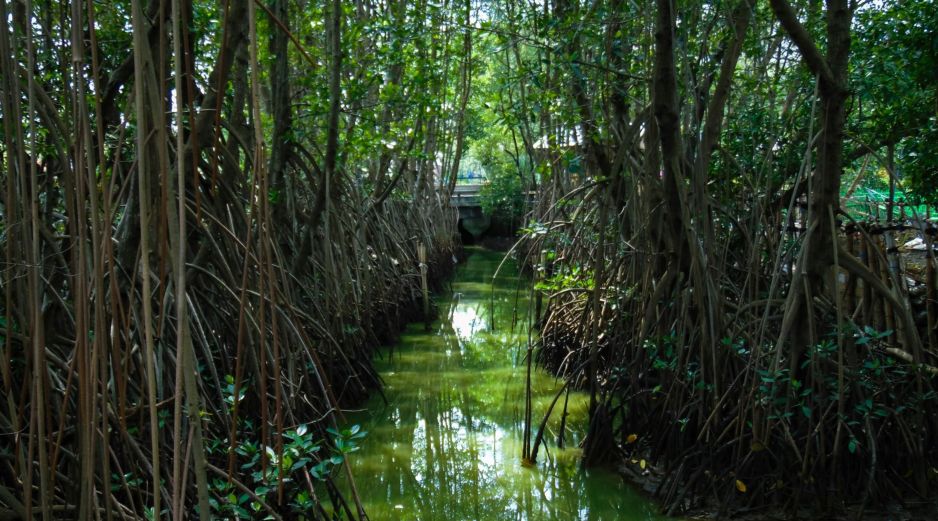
[[339, 247, 667, 520]]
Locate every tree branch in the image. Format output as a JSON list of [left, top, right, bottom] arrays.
[[769, 0, 836, 88]]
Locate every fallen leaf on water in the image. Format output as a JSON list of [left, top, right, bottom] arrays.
[[736, 480, 747, 493]]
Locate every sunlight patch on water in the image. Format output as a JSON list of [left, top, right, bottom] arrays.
[[450, 305, 485, 339]]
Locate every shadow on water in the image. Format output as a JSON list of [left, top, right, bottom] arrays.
[[338, 247, 670, 520]]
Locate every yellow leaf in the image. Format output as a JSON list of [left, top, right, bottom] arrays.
[[626, 434, 638, 444], [639, 459, 647, 470], [735, 480, 747, 493]]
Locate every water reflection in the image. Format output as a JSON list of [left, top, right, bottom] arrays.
[[340, 248, 667, 520]]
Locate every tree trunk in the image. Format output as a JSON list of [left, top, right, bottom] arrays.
[[268, 0, 293, 221], [770, 0, 852, 353]]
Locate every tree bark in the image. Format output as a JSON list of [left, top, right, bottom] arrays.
[[653, 0, 688, 262], [268, 0, 293, 219], [770, 0, 852, 356]]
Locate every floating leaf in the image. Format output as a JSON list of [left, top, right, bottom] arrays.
[[626, 434, 638, 444], [736, 480, 747, 493]]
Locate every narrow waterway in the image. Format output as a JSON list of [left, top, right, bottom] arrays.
[[339, 247, 667, 520]]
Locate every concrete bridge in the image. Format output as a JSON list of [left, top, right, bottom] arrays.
[[450, 184, 491, 239]]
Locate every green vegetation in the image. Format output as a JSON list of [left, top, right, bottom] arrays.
[[0, 0, 466, 517], [459, 0, 938, 517], [2, 0, 937, 518], [339, 248, 666, 520]]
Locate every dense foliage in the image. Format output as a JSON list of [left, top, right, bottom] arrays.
[[0, 0, 471, 518], [463, 0, 938, 516], [1, 0, 936, 518]]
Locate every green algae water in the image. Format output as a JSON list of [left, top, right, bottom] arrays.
[[339, 247, 667, 520]]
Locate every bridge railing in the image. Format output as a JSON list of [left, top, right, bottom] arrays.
[[446, 184, 539, 208]]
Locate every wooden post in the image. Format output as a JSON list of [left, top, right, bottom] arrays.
[[880, 237, 896, 342], [928, 252, 937, 353], [860, 228, 872, 326], [535, 250, 546, 323], [923, 216, 937, 353], [419, 242, 430, 330], [845, 233, 858, 367], [884, 227, 902, 346]]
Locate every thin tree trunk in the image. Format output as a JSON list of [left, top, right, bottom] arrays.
[[268, 0, 293, 219], [444, 0, 473, 199], [130, 0, 162, 514]]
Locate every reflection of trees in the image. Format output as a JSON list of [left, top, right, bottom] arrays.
[[344, 251, 645, 520]]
